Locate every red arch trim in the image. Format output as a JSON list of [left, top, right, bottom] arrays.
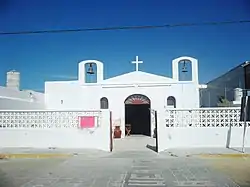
[[125, 94, 150, 105]]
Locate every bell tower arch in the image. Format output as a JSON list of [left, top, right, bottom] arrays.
[[78, 60, 104, 84], [172, 56, 199, 84]]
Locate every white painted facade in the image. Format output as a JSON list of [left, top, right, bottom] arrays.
[[45, 56, 202, 137]]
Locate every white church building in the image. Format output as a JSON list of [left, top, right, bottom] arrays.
[[45, 56, 203, 137], [0, 56, 248, 151]]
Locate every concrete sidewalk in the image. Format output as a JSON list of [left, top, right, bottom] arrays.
[[0, 147, 111, 159], [1, 146, 250, 159], [160, 147, 250, 158]]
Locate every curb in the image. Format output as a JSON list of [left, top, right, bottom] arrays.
[[197, 153, 250, 158], [0, 153, 72, 159]]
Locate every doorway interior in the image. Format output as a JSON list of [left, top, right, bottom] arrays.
[[124, 94, 151, 136]]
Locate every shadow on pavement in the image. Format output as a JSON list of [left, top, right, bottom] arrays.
[[146, 144, 157, 152], [227, 147, 243, 153]]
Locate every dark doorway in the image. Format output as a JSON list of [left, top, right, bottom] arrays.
[[124, 94, 151, 136]]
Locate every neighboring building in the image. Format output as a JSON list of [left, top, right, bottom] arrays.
[[45, 56, 204, 138], [6, 70, 20, 90], [201, 61, 250, 107], [0, 70, 45, 110]]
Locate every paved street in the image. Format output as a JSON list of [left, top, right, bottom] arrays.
[[0, 150, 244, 187], [0, 136, 248, 186]]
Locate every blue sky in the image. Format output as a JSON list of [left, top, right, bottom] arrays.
[[0, 0, 249, 91]]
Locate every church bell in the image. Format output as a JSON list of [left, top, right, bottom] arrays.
[[181, 61, 188, 73], [87, 63, 95, 74]]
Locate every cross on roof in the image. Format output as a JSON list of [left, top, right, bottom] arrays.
[[131, 56, 143, 71]]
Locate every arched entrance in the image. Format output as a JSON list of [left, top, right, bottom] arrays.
[[124, 94, 151, 136]]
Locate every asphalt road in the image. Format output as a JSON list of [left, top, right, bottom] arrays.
[[0, 149, 244, 187]]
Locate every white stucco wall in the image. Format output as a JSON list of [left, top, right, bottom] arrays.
[[0, 110, 111, 151], [45, 81, 200, 137], [45, 81, 101, 110], [0, 86, 45, 109], [157, 127, 250, 152], [157, 107, 249, 152]]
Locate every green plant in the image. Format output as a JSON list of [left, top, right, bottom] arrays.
[[217, 96, 232, 107]]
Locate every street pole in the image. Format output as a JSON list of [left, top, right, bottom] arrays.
[[242, 104, 247, 153], [242, 91, 248, 153]]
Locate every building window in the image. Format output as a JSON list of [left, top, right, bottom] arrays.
[[167, 96, 176, 108], [100, 97, 109, 109]]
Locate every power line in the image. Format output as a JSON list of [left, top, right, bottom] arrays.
[[0, 20, 250, 35]]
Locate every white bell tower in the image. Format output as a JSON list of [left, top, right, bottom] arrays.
[[172, 56, 199, 84], [78, 60, 104, 84]]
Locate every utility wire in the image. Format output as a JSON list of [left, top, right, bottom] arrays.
[[0, 20, 250, 35]]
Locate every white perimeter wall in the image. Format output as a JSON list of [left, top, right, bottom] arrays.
[[0, 110, 111, 151], [157, 108, 250, 152], [157, 127, 250, 152]]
